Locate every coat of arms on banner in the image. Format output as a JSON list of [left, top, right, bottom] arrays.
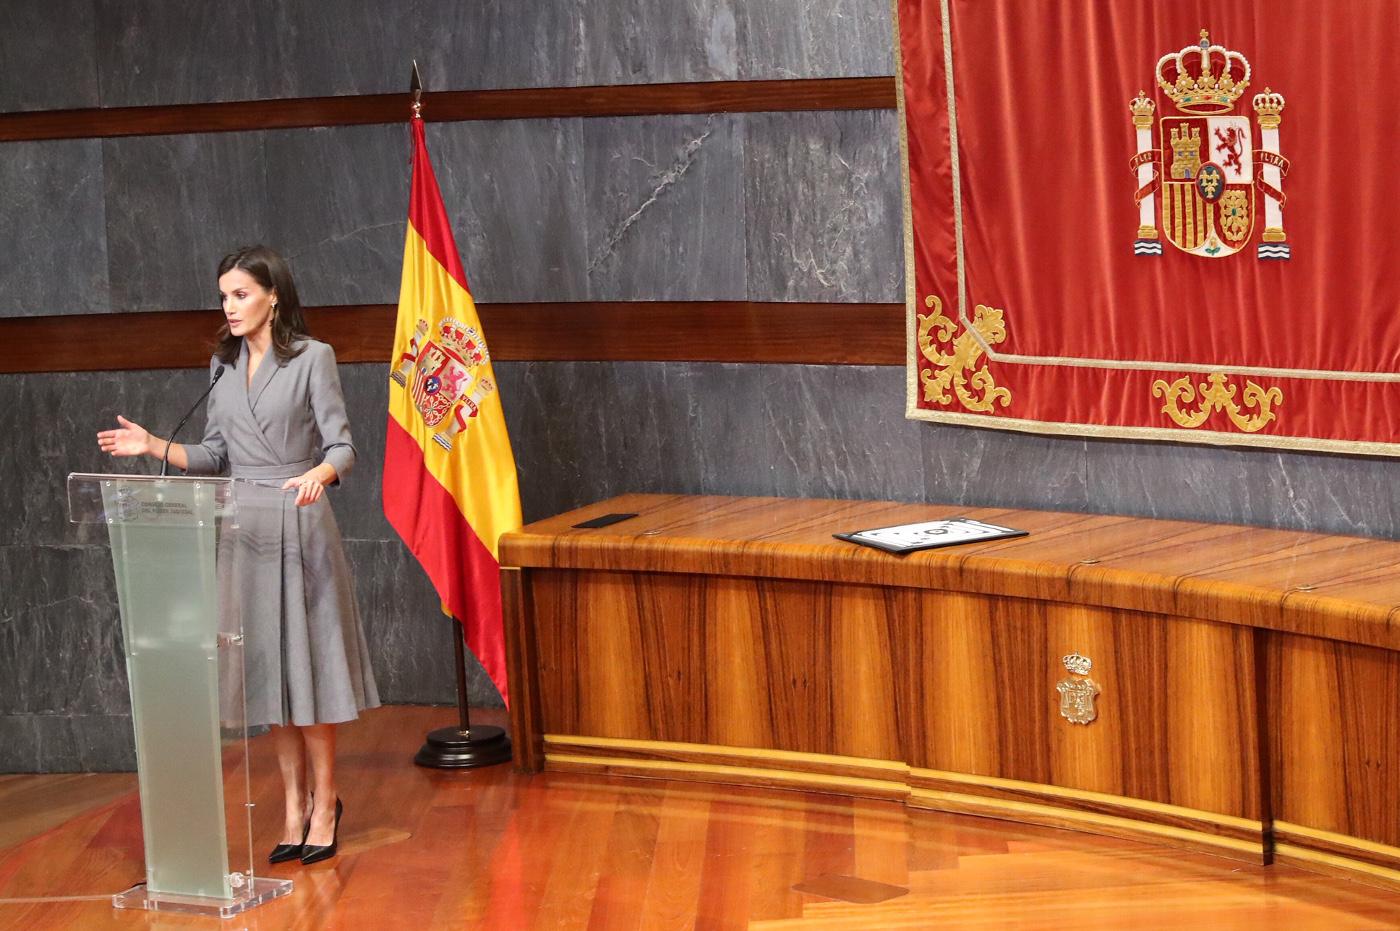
[[1129, 30, 1290, 260], [390, 317, 497, 451]]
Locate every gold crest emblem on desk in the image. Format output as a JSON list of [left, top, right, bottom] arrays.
[[1056, 652, 1101, 725]]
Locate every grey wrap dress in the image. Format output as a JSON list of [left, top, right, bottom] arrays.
[[185, 337, 380, 728]]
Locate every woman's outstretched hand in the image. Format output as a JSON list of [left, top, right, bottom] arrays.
[[97, 416, 152, 458], [283, 471, 326, 507]]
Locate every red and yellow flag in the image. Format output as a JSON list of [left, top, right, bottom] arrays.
[[383, 114, 522, 704]]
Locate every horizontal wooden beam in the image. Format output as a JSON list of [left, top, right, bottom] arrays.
[[0, 302, 904, 373], [0, 78, 897, 143]]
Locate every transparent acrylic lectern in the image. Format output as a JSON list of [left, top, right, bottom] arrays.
[[68, 474, 292, 918]]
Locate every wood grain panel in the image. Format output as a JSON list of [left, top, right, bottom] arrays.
[[1046, 603, 1123, 798], [501, 567, 544, 773], [908, 769, 1262, 845], [502, 494, 1400, 651], [900, 590, 999, 777], [1268, 633, 1349, 835], [0, 302, 904, 373], [534, 735, 1263, 860], [633, 572, 708, 744], [1270, 634, 1400, 848], [533, 569, 582, 736], [500, 493, 1400, 887], [1165, 619, 1257, 816], [828, 586, 901, 762], [0, 78, 897, 143], [758, 580, 836, 756], [706, 577, 776, 749], [576, 572, 651, 738]]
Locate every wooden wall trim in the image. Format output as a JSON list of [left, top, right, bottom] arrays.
[[0, 302, 903, 373], [0, 77, 897, 143]]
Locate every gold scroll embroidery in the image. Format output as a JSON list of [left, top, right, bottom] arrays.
[[1151, 372, 1283, 432], [918, 295, 1012, 413]]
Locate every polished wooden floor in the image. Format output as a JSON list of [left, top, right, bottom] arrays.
[[5, 706, 1400, 929]]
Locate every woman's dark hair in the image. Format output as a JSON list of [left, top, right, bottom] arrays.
[[213, 245, 310, 365]]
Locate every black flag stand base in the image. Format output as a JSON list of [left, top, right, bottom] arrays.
[[413, 621, 512, 769]]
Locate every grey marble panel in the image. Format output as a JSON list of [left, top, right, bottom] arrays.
[[580, 0, 738, 85], [737, 0, 896, 79], [0, 716, 42, 773], [1084, 438, 1400, 540], [269, 1, 422, 100], [496, 361, 710, 522], [0, 140, 109, 317], [413, 0, 586, 91], [0, 544, 128, 717], [104, 133, 269, 312], [502, 363, 1095, 518], [495, 360, 616, 522], [428, 119, 589, 303], [71, 714, 137, 771], [265, 124, 407, 307], [0, 714, 135, 773], [0, 715, 70, 773], [756, 364, 925, 501], [0, 0, 100, 112], [921, 422, 1090, 513], [346, 539, 501, 707], [584, 114, 745, 301], [93, 0, 279, 107], [0, 369, 210, 547], [1245, 447, 1400, 540], [745, 110, 902, 302]]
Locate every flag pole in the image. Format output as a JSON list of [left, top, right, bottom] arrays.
[[406, 59, 511, 769], [413, 617, 512, 769]]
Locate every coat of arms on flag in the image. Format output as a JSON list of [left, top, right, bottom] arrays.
[[1129, 30, 1291, 260], [392, 317, 498, 450]]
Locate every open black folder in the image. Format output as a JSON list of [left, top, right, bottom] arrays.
[[834, 517, 1028, 554]]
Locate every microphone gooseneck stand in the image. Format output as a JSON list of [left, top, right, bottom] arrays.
[[161, 366, 226, 476]]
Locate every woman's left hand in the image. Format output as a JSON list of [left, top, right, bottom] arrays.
[[282, 472, 326, 507]]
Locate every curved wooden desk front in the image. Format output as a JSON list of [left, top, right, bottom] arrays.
[[500, 494, 1400, 887]]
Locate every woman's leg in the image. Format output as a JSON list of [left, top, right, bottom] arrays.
[[303, 723, 339, 846], [272, 725, 310, 844]]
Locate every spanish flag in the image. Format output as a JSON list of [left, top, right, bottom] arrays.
[[383, 114, 522, 705]]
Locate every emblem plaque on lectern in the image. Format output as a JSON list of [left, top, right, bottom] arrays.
[[1056, 652, 1101, 725]]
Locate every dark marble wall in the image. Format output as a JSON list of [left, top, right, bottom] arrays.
[[0, 2, 1393, 772]]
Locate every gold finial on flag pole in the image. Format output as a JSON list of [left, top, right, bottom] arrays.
[[410, 59, 423, 118]]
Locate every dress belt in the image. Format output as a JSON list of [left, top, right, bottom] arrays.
[[230, 459, 317, 482]]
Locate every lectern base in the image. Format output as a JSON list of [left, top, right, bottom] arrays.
[[414, 724, 512, 769], [113, 876, 293, 918]]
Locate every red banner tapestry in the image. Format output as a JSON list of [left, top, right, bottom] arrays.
[[898, 0, 1400, 454]]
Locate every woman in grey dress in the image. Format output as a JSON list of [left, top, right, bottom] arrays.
[[97, 245, 379, 866]]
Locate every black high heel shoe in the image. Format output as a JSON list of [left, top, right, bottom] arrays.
[[268, 818, 310, 864], [300, 798, 343, 865]]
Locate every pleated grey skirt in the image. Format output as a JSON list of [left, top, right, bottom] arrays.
[[220, 479, 380, 728]]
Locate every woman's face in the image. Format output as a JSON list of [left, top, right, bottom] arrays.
[[219, 268, 277, 339]]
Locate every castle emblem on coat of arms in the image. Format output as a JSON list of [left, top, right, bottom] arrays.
[[1130, 30, 1290, 260], [390, 317, 496, 451]]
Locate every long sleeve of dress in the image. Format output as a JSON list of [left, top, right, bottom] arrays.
[[308, 342, 356, 482], [182, 357, 230, 475]]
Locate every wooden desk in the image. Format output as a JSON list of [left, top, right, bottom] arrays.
[[499, 494, 1400, 888]]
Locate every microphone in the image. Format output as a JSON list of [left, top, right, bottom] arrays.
[[161, 366, 226, 477]]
